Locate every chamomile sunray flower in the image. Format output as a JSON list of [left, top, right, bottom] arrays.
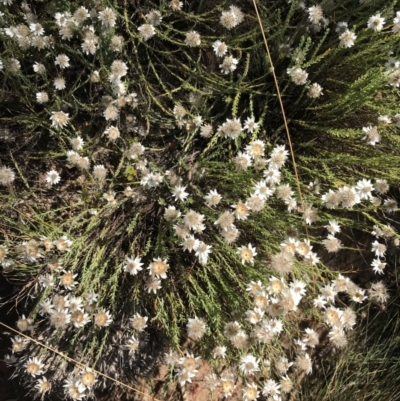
[[146, 276, 162, 293], [50, 308, 71, 329], [237, 243, 257, 265], [11, 335, 28, 353], [185, 30, 201, 47], [245, 139, 264, 158], [243, 117, 260, 134], [187, 317, 207, 340], [164, 205, 181, 222], [172, 185, 188, 201], [60, 271, 78, 290], [212, 40, 228, 57], [71, 309, 90, 328], [126, 335, 140, 354], [35, 377, 51, 395], [356, 179, 374, 200], [325, 220, 341, 235], [26, 357, 45, 377], [104, 126, 120, 140], [263, 167, 281, 185], [39, 273, 55, 288], [262, 379, 281, 399], [98, 7, 117, 28], [63, 378, 86, 400], [254, 179, 273, 199], [204, 189, 222, 206], [54, 235, 73, 252], [212, 345, 227, 359], [130, 313, 148, 331], [50, 111, 69, 128], [219, 55, 239, 74], [371, 258, 386, 274], [231, 200, 250, 220], [123, 256, 143, 275], [29, 23, 44, 36], [313, 295, 327, 309], [372, 240, 386, 257], [55, 54, 70, 69], [147, 257, 169, 279], [69, 296, 84, 313], [184, 210, 205, 229], [367, 13, 385, 32], [94, 308, 112, 327], [0, 166, 16, 186], [243, 382, 259, 401], [239, 354, 260, 375], [46, 170, 61, 185], [194, 241, 212, 265], [234, 151, 252, 170], [80, 368, 97, 388], [280, 237, 299, 254], [181, 235, 199, 252], [70, 136, 84, 151]]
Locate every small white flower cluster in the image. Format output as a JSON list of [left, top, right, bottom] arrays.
[[63, 370, 97, 401], [306, 4, 328, 30], [336, 21, 357, 48], [138, 9, 160, 41], [321, 178, 390, 209], [166, 268, 370, 399], [220, 6, 244, 30], [211, 39, 239, 74], [109, 60, 128, 97], [287, 66, 308, 85]]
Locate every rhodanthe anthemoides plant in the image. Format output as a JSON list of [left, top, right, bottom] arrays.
[[0, 0, 399, 399]]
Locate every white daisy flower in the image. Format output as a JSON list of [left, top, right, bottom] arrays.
[[26, 357, 45, 377], [212, 40, 228, 57], [138, 23, 156, 40], [46, 170, 61, 185], [367, 13, 385, 32], [243, 117, 260, 133], [237, 243, 257, 265], [172, 185, 188, 201], [194, 241, 212, 265], [123, 256, 143, 275], [50, 111, 69, 128], [204, 189, 222, 206], [94, 308, 112, 327], [219, 55, 238, 74], [239, 354, 260, 375], [55, 54, 70, 69], [147, 257, 169, 279]]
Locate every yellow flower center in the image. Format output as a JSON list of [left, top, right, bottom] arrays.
[[17, 319, 29, 331], [251, 143, 263, 157], [152, 261, 167, 275], [27, 362, 40, 375], [72, 310, 84, 323], [270, 280, 284, 294], [95, 312, 108, 327], [236, 203, 248, 216], [81, 371, 96, 386], [245, 387, 258, 400], [222, 380, 234, 394], [61, 273, 74, 287], [241, 248, 253, 261]]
